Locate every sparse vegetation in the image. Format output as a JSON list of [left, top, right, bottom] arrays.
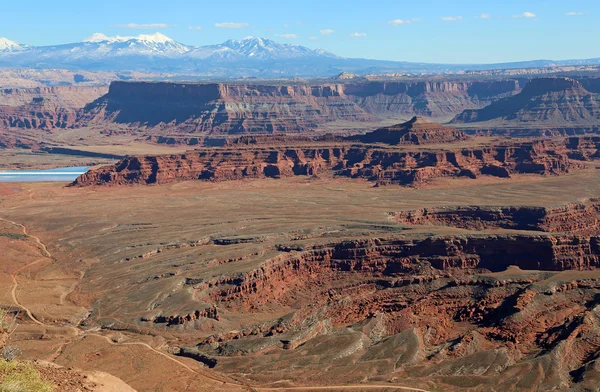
[[0, 347, 21, 363], [0, 360, 54, 392], [0, 308, 20, 362], [0, 233, 27, 241], [0, 309, 9, 332]]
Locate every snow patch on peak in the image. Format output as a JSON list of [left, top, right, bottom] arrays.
[[137, 32, 174, 43], [84, 32, 174, 44], [84, 33, 112, 43], [84, 33, 132, 43], [0, 37, 25, 52]]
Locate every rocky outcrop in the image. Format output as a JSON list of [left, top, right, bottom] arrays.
[[0, 131, 41, 149], [151, 306, 219, 326], [461, 125, 600, 138], [0, 86, 107, 130], [72, 137, 591, 187], [188, 232, 600, 390], [81, 80, 519, 134], [391, 198, 600, 235], [350, 116, 468, 145], [191, 235, 600, 312], [452, 77, 600, 125]]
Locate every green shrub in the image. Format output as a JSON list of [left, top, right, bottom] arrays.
[[0, 360, 54, 392], [0, 234, 27, 240]]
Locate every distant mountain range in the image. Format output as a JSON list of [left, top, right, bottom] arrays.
[[1, 33, 600, 78]]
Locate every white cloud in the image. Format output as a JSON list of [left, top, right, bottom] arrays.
[[441, 16, 463, 21], [478, 13, 491, 19], [309, 36, 318, 40], [279, 33, 297, 39], [513, 12, 536, 18], [283, 24, 289, 28], [566, 11, 586, 16], [188, 26, 203, 30], [320, 29, 335, 35], [388, 19, 412, 25], [109, 23, 171, 29], [349, 32, 367, 37], [214, 22, 249, 28]]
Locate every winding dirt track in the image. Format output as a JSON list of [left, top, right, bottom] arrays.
[[0, 215, 431, 392], [0, 216, 52, 325]]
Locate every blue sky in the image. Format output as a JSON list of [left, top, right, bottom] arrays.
[[2, 0, 599, 63]]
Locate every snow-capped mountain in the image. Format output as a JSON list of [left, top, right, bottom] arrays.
[[0, 38, 27, 53], [0, 34, 338, 71], [186, 37, 337, 61], [220, 37, 337, 60], [1, 33, 599, 78], [28, 32, 190, 62], [81, 32, 191, 56]]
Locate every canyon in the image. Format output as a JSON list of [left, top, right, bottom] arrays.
[[5, 72, 600, 392], [6, 172, 600, 391], [3, 76, 600, 143]]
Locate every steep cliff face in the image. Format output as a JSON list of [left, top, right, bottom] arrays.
[[81, 80, 519, 134], [0, 86, 107, 130], [196, 236, 600, 309], [72, 138, 585, 187], [82, 82, 371, 134], [453, 77, 600, 125], [392, 199, 600, 235], [345, 80, 519, 117]]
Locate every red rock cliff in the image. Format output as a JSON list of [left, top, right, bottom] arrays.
[[81, 80, 519, 134], [72, 137, 589, 187]]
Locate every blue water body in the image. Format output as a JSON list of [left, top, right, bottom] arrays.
[[0, 166, 89, 182]]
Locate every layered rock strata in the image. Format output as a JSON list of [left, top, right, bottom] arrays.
[[351, 115, 468, 145], [72, 137, 591, 187], [391, 199, 600, 235], [177, 234, 600, 391], [0, 86, 107, 130], [453, 77, 600, 125], [81, 80, 519, 134]]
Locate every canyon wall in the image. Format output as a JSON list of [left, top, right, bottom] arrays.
[[72, 137, 592, 187], [186, 233, 600, 391], [391, 198, 600, 235], [453, 77, 600, 125], [0, 86, 107, 130], [197, 235, 600, 307], [81, 80, 520, 134]]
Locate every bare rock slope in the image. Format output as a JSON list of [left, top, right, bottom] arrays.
[[453, 77, 600, 125]]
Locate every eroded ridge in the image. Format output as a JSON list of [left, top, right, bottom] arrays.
[[168, 235, 600, 391], [391, 198, 600, 235], [72, 135, 599, 187]]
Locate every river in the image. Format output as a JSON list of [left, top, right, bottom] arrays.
[[0, 166, 89, 182]]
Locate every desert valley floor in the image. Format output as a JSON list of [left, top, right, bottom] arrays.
[[2, 168, 600, 391]]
